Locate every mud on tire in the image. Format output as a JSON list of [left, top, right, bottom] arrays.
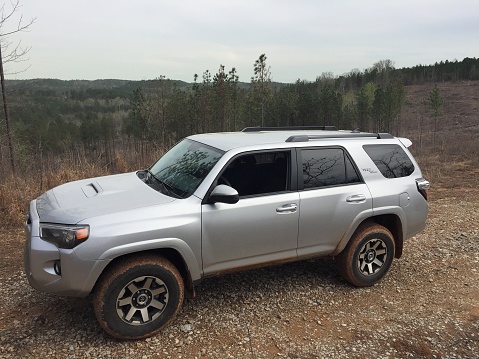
[[336, 224, 395, 287], [93, 255, 184, 339]]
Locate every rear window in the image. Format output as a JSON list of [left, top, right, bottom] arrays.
[[363, 144, 414, 178]]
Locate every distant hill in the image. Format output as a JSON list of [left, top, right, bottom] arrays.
[[401, 80, 479, 157], [7, 78, 188, 96], [6, 78, 283, 93]]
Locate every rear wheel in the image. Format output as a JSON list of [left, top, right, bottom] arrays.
[[336, 224, 395, 287], [93, 255, 184, 339]]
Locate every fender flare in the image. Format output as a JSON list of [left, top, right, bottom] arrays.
[[98, 238, 202, 281], [332, 207, 406, 256]]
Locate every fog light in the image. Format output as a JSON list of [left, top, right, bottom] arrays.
[[53, 260, 62, 276]]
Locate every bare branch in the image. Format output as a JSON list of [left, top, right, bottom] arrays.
[[2, 17, 35, 36], [1, 39, 30, 63], [0, 0, 36, 37], [3, 63, 29, 75], [0, 1, 20, 26]]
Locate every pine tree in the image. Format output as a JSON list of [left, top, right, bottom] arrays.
[[251, 54, 272, 126], [429, 85, 443, 147]]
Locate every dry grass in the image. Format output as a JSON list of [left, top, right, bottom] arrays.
[[0, 166, 101, 228], [0, 143, 170, 229], [414, 154, 445, 183], [0, 153, 159, 228], [0, 178, 29, 228]]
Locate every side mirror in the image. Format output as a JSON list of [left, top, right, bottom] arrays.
[[209, 184, 239, 204]]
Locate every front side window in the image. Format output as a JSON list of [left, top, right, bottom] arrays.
[[149, 139, 224, 198], [220, 151, 290, 197], [363, 144, 414, 178], [301, 148, 360, 189]]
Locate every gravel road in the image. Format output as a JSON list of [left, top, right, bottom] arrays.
[[0, 191, 478, 358]]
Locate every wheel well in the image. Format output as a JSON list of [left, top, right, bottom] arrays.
[[367, 214, 404, 258], [93, 249, 195, 298]]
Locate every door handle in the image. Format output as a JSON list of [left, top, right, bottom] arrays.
[[346, 194, 366, 203], [276, 204, 298, 213]]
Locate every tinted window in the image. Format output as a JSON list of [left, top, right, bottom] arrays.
[[301, 148, 360, 189], [221, 151, 289, 197], [363, 144, 414, 178]]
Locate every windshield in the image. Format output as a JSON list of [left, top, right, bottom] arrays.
[[149, 139, 224, 198]]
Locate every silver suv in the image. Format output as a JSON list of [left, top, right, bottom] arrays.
[[24, 126, 429, 339]]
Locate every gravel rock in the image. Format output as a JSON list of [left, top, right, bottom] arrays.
[[0, 193, 478, 358]]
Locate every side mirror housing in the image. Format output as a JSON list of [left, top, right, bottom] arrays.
[[209, 184, 239, 204]]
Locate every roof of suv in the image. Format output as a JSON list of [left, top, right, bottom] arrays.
[[189, 128, 394, 152]]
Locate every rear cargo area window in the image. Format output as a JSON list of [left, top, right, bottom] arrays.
[[363, 144, 414, 178]]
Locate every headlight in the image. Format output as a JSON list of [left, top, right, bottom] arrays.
[[40, 224, 90, 249]]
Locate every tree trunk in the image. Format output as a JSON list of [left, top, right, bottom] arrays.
[[0, 44, 15, 173]]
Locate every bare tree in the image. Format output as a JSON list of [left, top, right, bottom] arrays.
[[0, 0, 35, 173], [428, 84, 443, 148], [372, 59, 395, 88]]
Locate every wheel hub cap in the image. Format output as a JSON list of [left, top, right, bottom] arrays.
[[116, 276, 169, 326], [132, 289, 152, 308], [365, 249, 376, 263], [357, 239, 388, 276]]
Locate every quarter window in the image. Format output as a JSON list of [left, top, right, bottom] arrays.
[[301, 148, 360, 189], [363, 144, 414, 178]]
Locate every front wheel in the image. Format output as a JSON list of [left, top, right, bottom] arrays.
[[93, 255, 184, 339], [336, 224, 395, 287]]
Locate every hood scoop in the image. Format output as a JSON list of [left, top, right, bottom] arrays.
[[82, 182, 102, 198], [36, 172, 176, 224]]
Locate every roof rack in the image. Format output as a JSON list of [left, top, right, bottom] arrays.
[[242, 126, 338, 132], [286, 132, 394, 142]]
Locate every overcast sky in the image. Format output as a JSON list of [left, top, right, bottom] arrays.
[[4, 0, 479, 83]]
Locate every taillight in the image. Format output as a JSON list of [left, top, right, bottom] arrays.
[[416, 178, 430, 200]]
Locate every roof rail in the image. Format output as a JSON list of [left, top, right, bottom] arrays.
[[242, 126, 338, 132], [286, 132, 394, 142], [377, 133, 394, 139]]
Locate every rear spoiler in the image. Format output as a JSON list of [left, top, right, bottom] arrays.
[[398, 137, 412, 148]]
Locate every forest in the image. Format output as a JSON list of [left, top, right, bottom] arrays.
[[1, 56, 478, 183]]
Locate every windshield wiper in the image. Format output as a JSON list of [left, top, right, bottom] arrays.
[[146, 169, 181, 198]]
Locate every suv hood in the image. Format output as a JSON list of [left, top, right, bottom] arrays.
[[36, 172, 175, 223]]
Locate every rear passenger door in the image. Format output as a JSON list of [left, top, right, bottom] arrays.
[[297, 147, 372, 256]]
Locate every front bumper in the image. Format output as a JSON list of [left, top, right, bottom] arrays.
[[24, 200, 109, 297]]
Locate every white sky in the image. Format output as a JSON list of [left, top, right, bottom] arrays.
[[4, 0, 479, 83]]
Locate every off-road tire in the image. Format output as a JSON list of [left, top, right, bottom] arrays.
[[93, 255, 184, 339], [336, 224, 395, 287]]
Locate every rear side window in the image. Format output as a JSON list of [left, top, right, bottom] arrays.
[[363, 144, 414, 178], [301, 148, 361, 189]]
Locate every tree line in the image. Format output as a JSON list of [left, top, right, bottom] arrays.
[[1, 54, 470, 176]]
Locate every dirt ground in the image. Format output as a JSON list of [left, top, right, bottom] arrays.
[[0, 162, 478, 358]]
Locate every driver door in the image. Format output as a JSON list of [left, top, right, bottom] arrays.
[[201, 150, 299, 275]]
